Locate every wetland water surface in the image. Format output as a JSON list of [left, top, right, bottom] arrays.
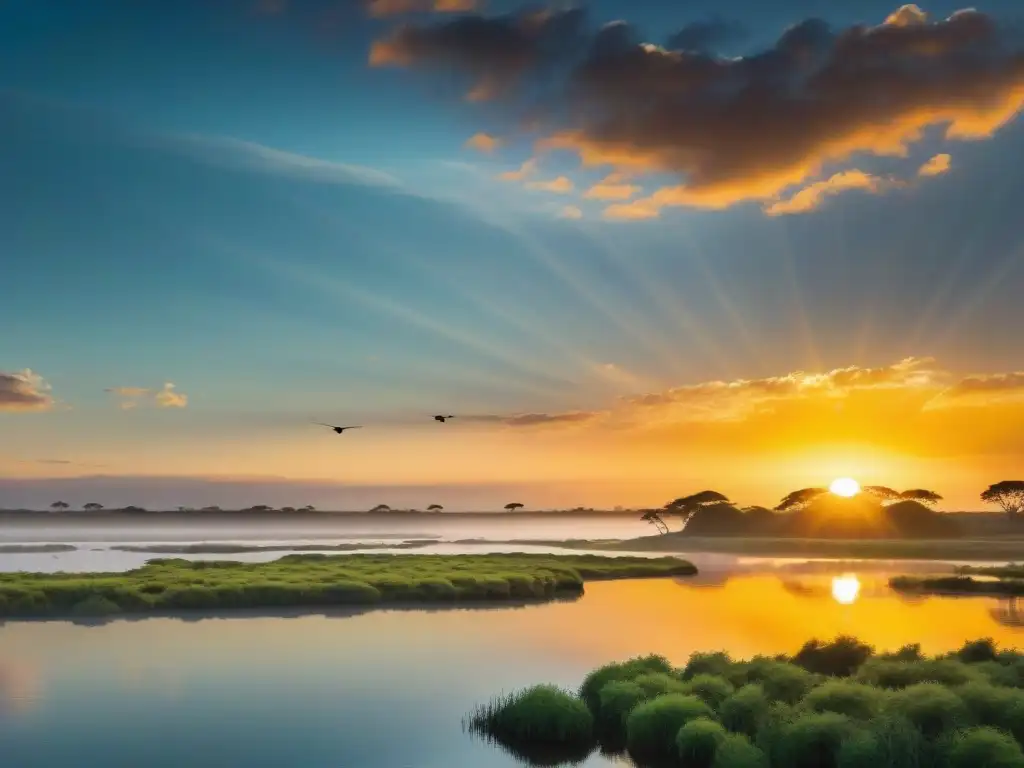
[[2, 571, 1024, 767]]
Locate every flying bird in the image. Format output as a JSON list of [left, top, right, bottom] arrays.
[[433, 415, 455, 423], [313, 422, 363, 434]]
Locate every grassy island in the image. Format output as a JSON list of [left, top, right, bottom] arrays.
[[467, 636, 1024, 768], [890, 573, 1024, 597], [0, 553, 696, 619]]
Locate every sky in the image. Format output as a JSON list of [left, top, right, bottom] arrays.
[[1, 0, 1023, 511]]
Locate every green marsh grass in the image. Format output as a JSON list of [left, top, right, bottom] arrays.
[[0, 553, 697, 619], [468, 636, 1024, 768]]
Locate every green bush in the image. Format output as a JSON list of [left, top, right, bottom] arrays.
[[71, 594, 122, 616], [579, 654, 673, 716], [677, 717, 728, 767], [626, 693, 713, 761], [800, 680, 888, 721], [596, 681, 646, 743], [835, 715, 926, 768], [468, 685, 593, 748], [772, 712, 859, 768], [685, 674, 736, 709], [742, 660, 818, 704], [792, 637, 874, 677], [683, 652, 735, 680], [886, 682, 968, 739], [855, 658, 980, 689], [713, 733, 768, 768], [633, 672, 690, 699], [720, 684, 771, 738], [947, 726, 1024, 768], [955, 682, 1024, 741], [955, 638, 1000, 664]]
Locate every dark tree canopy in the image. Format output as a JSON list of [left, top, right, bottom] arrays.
[[83, 502, 104, 511], [504, 502, 525, 511], [427, 504, 444, 511], [981, 481, 1024, 517], [640, 509, 669, 534], [50, 501, 69, 510], [863, 486, 900, 502], [775, 488, 828, 512], [662, 490, 731, 532], [369, 504, 391, 513], [899, 489, 943, 506]]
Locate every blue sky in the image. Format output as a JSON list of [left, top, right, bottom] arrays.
[[2, 0, 1023, 510]]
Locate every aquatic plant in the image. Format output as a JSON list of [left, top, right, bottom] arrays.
[[469, 636, 1024, 768], [0, 553, 697, 619]]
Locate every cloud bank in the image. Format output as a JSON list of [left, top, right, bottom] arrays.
[[371, 4, 1024, 218]]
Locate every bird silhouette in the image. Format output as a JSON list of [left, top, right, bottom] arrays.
[[313, 422, 363, 434], [433, 415, 455, 423]]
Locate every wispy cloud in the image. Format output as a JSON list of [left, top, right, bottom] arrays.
[[0, 370, 53, 412], [367, 0, 478, 18], [526, 175, 573, 194], [106, 383, 188, 410], [497, 158, 537, 181], [764, 170, 891, 216], [918, 153, 952, 177], [558, 205, 583, 219], [465, 132, 501, 153]]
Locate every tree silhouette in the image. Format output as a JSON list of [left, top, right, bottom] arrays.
[[300, 505, 315, 512], [50, 501, 70, 512], [863, 486, 900, 503], [663, 490, 731, 531], [280, 506, 296, 513], [369, 504, 391, 513], [981, 481, 1024, 519], [504, 502, 525, 512], [121, 505, 147, 513], [201, 506, 222, 512], [427, 504, 444, 511], [898, 489, 943, 506], [775, 488, 828, 512], [641, 509, 669, 534], [83, 502, 104, 512]]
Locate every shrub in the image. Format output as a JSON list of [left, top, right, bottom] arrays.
[[947, 726, 1024, 768], [793, 637, 874, 677], [800, 680, 888, 721], [955, 638, 999, 664], [742, 660, 818, 704], [879, 644, 923, 662], [684, 674, 736, 709], [772, 712, 859, 768], [712, 733, 768, 768], [886, 682, 968, 739], [955, 682, 1024, 741], [469, 685, 593, 748], [676, 717, 728, 767], [720, 684, 771, 738], [633, 672, 690, 699], [836, 715, 926, 768], [579, 655, 673, 716], [684, 652, 735, 680], [855, 658, 980, 689], [596, 681, 646, 743], [626, 694, 713, 761]]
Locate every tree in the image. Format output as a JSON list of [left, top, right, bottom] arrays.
[[775, 488, 828, 512], [201, 505, 222, 512], [981, 481, 1024, 519], [50, 501, 70, 512], [369, 504, 391, 513], [83, 502, 104, 512], [664, 490, 731, 530], [280, 506, 296, 513], [300, 505, 316, 512], [121, 505, 147, 513], [504, 502, 525, 512], [640, 509, 669, 534], [427, 504, 444, 511], [899, 489, 943, 506], [863, 486, 900, 503]]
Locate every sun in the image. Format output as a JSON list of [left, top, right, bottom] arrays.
[[829, 477, 861, 497], [832, 574, 861, 605]]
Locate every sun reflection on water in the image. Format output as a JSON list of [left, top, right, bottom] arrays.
[[832, 573, 861, 604]]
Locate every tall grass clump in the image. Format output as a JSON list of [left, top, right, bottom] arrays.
[[792, 636, 874, 677], [626, 694, 713, 761], [579, 654, 674, 716], [720, 684, 771, 738], [946, 726, 1024, 768], [675, 717, 728, 767], [800, 680, 888, 721], [466, 684, 593, 760]]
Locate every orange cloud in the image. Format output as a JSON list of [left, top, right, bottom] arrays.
[[107, 383, 188, 410], [918, 153, 952, 176], [366, 0, 478, 18], [526, 175, 573, 193], [0, 370, 53, 412], [583, 175, 641, 200], [465, 132, 501, 152], [558, 205, 583, 219], [764, 170, 890, 216], [374, 5, 1024, 213]]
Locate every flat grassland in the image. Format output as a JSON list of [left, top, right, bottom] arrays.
[[0, 553, 697, 619]]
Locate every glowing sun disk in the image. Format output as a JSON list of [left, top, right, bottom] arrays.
[[830, 477, 861, 497], [832, 573, 861, 604]]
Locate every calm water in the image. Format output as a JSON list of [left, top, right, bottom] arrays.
[[2, 571, 1023, 767]]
